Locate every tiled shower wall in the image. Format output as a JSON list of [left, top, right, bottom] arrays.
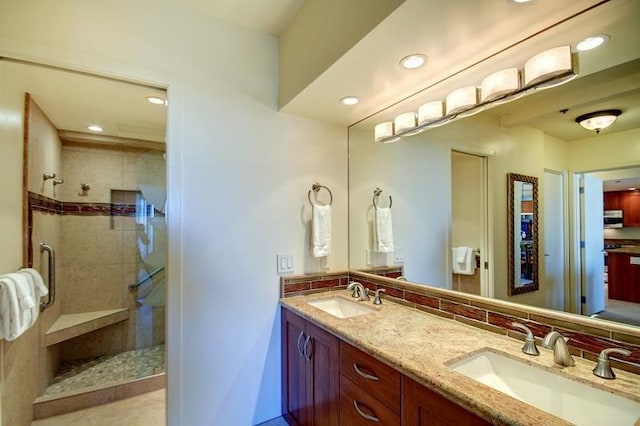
[[57, 144, 167, 360]]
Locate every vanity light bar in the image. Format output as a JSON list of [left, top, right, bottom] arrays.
[[375, 45, 576, 141]]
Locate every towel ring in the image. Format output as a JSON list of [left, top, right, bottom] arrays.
[[373, 188, 392, 209], [308, 182, 333, 206]]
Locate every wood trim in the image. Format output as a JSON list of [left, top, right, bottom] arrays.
[[58, 130, 165, 152], [22, 93, 31, 267]]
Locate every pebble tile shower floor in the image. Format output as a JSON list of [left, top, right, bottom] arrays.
[[44, 345, 165, 395]]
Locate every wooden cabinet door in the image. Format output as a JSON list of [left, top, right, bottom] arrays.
[[282, 308, 340, 426], [282, 308, 310, 425], [306, 322, 340, 426], [608, 253, 640, 303], [402, 377, 490, 426], [604, 191, 622, 210], [622, 191, 640, 227]]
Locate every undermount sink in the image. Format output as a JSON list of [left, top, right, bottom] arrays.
[[307, 297, 376, 319], [448, 349, 640, 426]]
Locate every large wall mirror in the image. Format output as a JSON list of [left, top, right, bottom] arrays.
[[348, 0, 640, 328], [507, 173, 538, 296]]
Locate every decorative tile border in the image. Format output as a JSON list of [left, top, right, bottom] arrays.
[[282, 270, 640, 373], [29, 192, 159, 217], [281, 271, 350, 297]]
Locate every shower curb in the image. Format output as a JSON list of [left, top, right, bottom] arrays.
[[33, 372, 166, 420]]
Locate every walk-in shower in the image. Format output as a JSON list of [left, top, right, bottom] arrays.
[[9, 58, 168, 418]]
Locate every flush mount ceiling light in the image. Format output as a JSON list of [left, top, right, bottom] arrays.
[[576, 34, 609, 52], [340, 96, 359, 106], [480, 68, 521, 102], [575, 109, 621, 134], [524, 45, 575, 88], [87, 124, 103, 132], [147, 96, 167, 105], [400, 54, 427, 70], [374, 122, 399, 143]]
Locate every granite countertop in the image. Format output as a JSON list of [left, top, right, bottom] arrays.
[[280, 290, 640, 426], [607, 246, 640, 255]]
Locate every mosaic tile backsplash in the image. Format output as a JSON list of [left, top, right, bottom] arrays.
[[281, 270, 640, 374]]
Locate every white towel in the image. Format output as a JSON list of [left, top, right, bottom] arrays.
[[7, 273, 36, 329], [375, 207, 394, 253], [452, 247, 475, 275], [312, 204, 331, 257], [19, 268, 48, 298], [0, 275, 29, 340]]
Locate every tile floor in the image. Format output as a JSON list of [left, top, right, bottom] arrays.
[[32, 390, 166, 426], [45, 345, 165, 395], [32, 391, 290, 426]]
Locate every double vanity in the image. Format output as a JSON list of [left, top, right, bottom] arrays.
[[281, 286, 640, 425]]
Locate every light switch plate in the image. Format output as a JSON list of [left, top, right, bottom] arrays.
[[277, 254, 294, 274], [630, 256, 640, 265]]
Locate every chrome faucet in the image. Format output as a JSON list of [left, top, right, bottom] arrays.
[[347, 281, 370, 301], [592, 347, 632, 379], [372, 288, 386, 305], [542, 331, 575, 367], [511, 322, 539, 356]]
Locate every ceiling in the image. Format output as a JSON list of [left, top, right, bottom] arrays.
[[281, 0, 617, 125], [3, 0, 638, 147], [172, 0, 304, 36], [1, 60, 167, 143]]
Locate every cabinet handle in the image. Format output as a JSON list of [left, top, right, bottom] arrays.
[[296, 332, 305, 357], [353, 363, 379, 381], [353, 400, 380, 423], [303, 335, 313, 361]]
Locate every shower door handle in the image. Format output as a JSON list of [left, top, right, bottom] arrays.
[[40, 242, 56, 311]]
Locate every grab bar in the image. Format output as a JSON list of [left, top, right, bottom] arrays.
[[129, 266, 165, 291], [39, 242, 56, 311]]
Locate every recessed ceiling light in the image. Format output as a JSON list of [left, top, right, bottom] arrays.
[[147, 96, 167, 105], [400, 54, 427, 70], [629, 187, 637, 191], [576, 34, 610, 51], [340, 96, 359, 106], [510, 0, 535, 3], [88, 125, 103, 132]]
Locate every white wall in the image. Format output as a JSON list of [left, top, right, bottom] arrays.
[[0, 1, 348, 425]]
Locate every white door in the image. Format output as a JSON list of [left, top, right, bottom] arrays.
[[581, 174, 605, 315], [544, 170, 565, 311]]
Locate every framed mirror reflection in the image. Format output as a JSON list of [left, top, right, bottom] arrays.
[[507, 173, 539, 295]]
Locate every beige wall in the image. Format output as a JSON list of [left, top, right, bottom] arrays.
[[279, 0, 404, 108]]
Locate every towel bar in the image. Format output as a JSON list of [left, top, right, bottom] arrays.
[[373, 187, 392, 209], [308, 182, 333, 206], [39, 242, 56, 311]]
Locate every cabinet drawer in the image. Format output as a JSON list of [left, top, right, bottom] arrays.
[[340, 375, 400, 426], [340, 341, 400, 413]]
